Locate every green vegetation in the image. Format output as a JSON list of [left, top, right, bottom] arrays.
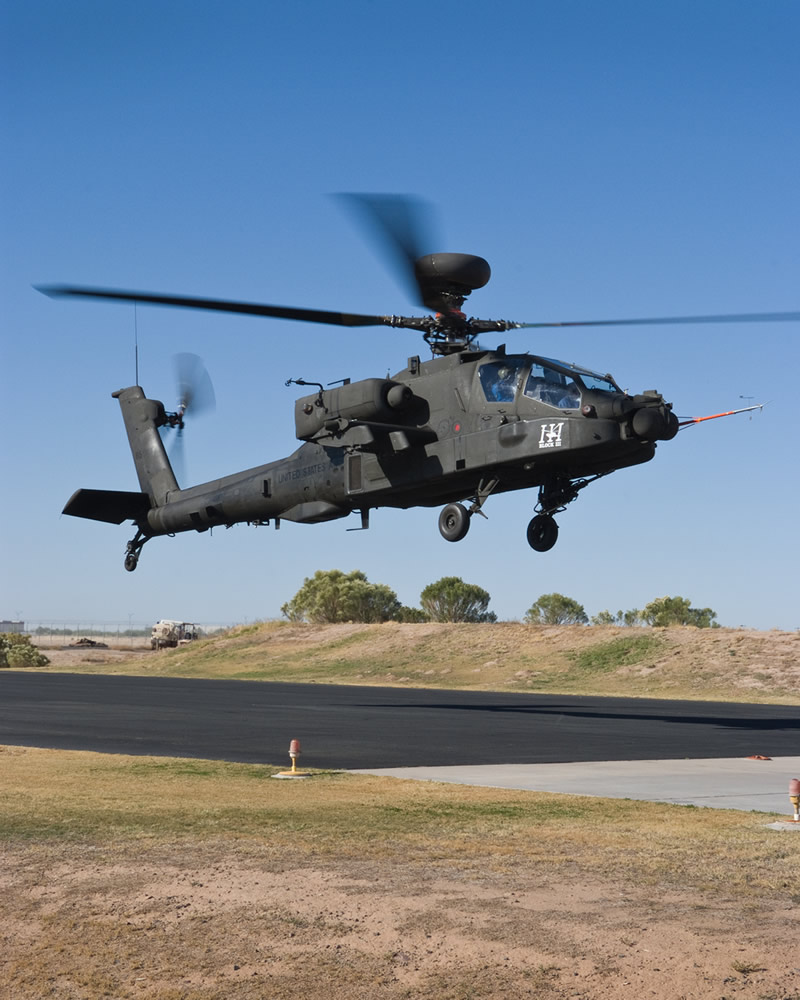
[[568, 634, 665, 674], [419, 576, 496, 622], [525, 592, 588, 625], [277, 572, 720, 632], [591, 595, 719, 628], [641, 595, 719, 628], [280, 570, 499, 624], [0, 633, 49, 668], [591, 608, 643, 626], [281, 569, 401, 623]]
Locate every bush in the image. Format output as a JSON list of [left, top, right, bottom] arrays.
[[641, 596, 719, 628], [525, 593, 588, 625], [0, 633, 50, 668], [281, 569, 401, 623], [419, 577, 496, 623]]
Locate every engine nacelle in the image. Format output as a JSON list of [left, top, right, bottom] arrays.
[[294, 378, 414, 441]]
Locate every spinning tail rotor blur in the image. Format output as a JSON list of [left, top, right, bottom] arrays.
[[163, 353, 216, 485]]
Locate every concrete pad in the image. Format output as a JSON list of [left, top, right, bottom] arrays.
[[352, 756, 800, 815]]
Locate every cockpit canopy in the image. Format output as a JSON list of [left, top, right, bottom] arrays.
[[478, 355, 620, 408]]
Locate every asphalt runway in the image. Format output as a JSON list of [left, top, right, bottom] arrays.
[[1, 672, 797, 769]]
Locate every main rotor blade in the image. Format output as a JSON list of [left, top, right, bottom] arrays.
[[335, 193, 436, 307], [36, 285, 388, 328], [516, 311, 800, 329]]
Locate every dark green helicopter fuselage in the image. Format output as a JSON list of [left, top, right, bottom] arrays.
[[64, 346, 677, 564]]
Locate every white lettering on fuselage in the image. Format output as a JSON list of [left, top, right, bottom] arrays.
[[538, 422, 565, 449], [277, 463, 327, 485]]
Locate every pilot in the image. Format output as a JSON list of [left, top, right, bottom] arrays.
[[492, 365, 517, 402], [558, 381, 581, 408]]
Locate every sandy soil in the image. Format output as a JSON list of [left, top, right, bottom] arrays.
[[10, 629, 799, 997], [3, 840, 800, 999], [36, 645, 151, 669]]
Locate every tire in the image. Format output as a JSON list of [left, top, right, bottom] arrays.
[[438, 502, 470, 542], [526, 514, 558, 552]]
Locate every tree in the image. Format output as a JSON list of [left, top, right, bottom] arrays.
[[419, 577, 496, 623], [393, 605, 430, 623], [640, 596, 718, 628], [281, 569, 400, 624], [525, 593, 588, 625], [591, 608, 642, 626], [0, 633, 50, 668]]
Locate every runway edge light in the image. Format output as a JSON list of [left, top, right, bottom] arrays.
[[789, 778, 800, 822], [273, 737, 310, 779]]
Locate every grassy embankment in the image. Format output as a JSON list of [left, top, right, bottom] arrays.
[[39, 620, 800, 704]]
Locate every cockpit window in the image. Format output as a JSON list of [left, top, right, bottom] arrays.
[[538, 356, 619, 393], [524, 363, 582, 409], [479, 359, 526, 402], [577, 372, 617, 392]]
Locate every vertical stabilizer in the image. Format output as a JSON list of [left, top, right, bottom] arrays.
[[113, 386, 179, 506]]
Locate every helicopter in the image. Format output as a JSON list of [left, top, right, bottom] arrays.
[[38, 195, 796, 572]]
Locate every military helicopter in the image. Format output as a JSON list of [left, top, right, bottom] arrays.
[[38, 195, 796, 572]]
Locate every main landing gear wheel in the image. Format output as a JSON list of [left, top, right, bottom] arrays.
[[124, 553, 138, 572], [439, 502, 470, 542], [527, 514, 558, 552]]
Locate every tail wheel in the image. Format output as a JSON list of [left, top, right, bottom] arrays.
[[439, 502, 470, 542], [527, 514, 558, 552]]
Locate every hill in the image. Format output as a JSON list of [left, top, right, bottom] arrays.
[[39, 621, 800, 704]]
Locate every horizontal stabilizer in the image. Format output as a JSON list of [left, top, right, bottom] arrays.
[[63, 488, 151, 524]]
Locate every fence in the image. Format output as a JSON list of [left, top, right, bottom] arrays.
[[16, 621, 246, 649]]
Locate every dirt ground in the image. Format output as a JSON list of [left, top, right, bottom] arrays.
[[10, 630, 800, 997], [3, 838, 800, 1000]]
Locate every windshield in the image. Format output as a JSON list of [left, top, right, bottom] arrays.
[[478, 355, 619, 408], [478, 359, 527, 402], [523, 362, 582, 409], [537, 356, 619, 393]]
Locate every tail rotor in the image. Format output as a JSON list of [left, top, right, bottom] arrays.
[[163, 353, 216, 485]]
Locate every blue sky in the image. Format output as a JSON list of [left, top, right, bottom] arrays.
[[2, 0, 798, 630]]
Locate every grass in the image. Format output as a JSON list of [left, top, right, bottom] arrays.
[[567, 634, 665, 674], [33, 620, 800, 705], [1, 745, 794, 893], [4, 745, 798, 1000], [731, 960, 767, 975]]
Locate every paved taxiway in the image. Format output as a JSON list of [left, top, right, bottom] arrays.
[[2, 673, 797, 814], [352, 757, 800, 816]]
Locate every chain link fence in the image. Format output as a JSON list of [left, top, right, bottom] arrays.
[[14, 621, 246, 650]]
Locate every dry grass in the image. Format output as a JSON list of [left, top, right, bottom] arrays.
[[3, 746, 800, 999], [34, 620, 800, 705], [1, 745, 792, 887]]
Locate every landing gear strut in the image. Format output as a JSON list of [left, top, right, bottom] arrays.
[[438, 478, 500, 543], [526, 473, 606, 552], [124, 529, 150, 572]]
